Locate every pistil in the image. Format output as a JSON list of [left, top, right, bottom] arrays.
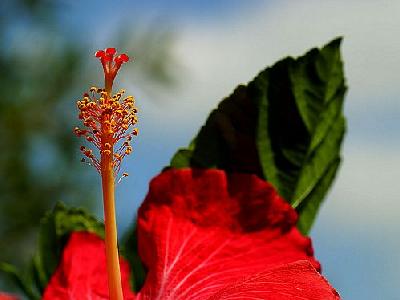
[[74, 48, 137, 300]]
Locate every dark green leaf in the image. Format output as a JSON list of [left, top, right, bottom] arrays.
[[171, 84, 264, 176], [0, 262, 40, 300], [170, 38, 346, 233]]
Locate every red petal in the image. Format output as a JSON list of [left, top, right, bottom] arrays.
[[0, 293, 19, 300], [43, 232, 135, 300], [207, 261, 340, 300], [136, 169, 331, 299], [139, 169, 298, 233]]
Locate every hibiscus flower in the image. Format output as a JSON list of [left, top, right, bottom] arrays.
[[42, 169, 340, 300]]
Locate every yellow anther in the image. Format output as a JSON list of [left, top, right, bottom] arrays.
[[84, 149, 93, 157], [125, 146, 132, 155], [75, 86, 138, 175], [102, 149, 111, 155]]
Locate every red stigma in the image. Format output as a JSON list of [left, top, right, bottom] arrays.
[[115, 53, 129, 64], [95, 48, 130, 93], [95, 50, 105, 58], [105, 47, 116, 55]]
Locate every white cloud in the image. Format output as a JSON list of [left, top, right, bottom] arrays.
[[319, 143, 400, 231], [141, 0, 400, 126]]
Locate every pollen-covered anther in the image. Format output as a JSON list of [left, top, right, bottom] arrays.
[[75, 84, 138, 176], [125, 146, 133, 155], [102, 149, 111, 156], [74, 127, 86, 136], [84, 149, 94, 158], [124, 95, 134, 101]]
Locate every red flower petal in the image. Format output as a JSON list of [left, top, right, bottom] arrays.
[[42, 232, 135, 300], [0, 293, 19, 300], [135, 169, 336, 299], [42, 169, 339, 299], [139, 169, 298, 233], [207, 261, 340, 300]]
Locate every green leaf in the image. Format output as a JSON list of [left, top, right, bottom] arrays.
[[32, 202, 104, 293], [0, 262, 40, 300], [1, 202, 104, 299], [170, 38, 346, 233], [171, 83, 264, 176], [296, 158, 341, 233]]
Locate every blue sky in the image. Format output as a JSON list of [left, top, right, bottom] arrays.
[[56, 1, 400, 299]]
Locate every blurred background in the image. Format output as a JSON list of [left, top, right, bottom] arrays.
[[0, 0, 398, 299]]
